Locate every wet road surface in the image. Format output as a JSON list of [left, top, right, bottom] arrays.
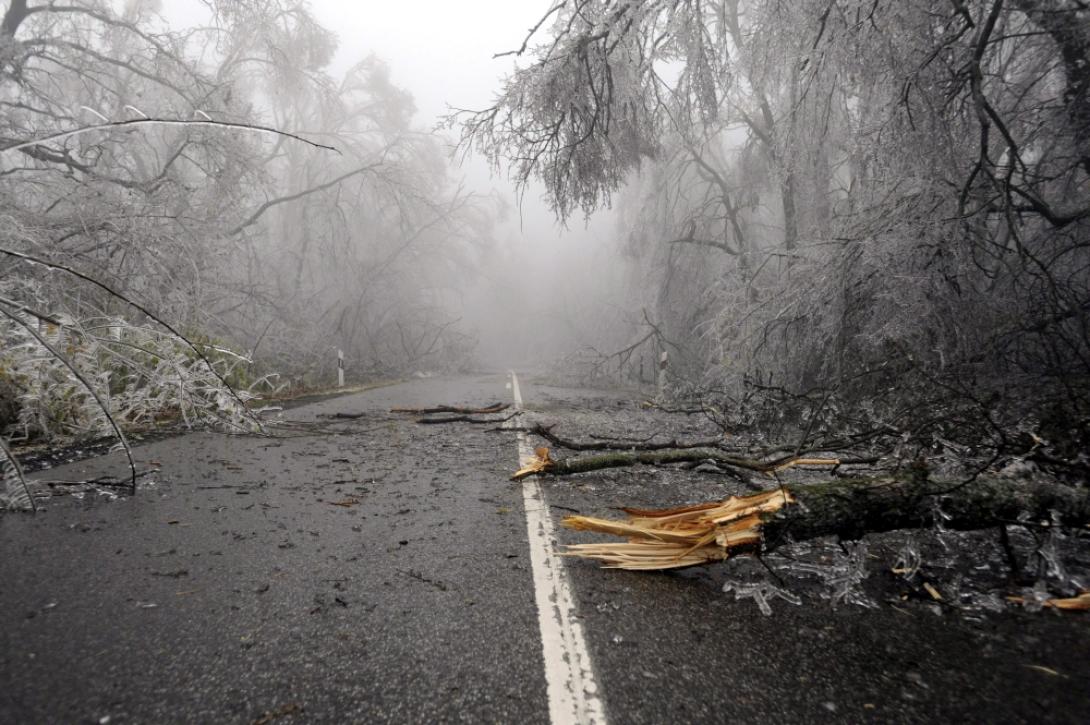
[[2, 373, 1088, 723]]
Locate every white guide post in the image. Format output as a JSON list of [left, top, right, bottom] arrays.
[[337, 348, 345, 388], [657, 349, 668, 398]]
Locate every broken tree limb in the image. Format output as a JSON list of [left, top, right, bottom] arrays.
[[509, 446, 847, 480], [515, 423, 725, 451], [417, 412, 519, 425], [391, 402, 510, 415], [507, 424, 883, 478], [561, 474, 1090, 570]]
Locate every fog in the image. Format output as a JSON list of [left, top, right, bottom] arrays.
[[314, 0, 633, 371], [2, 0, 1087, 433], [301, 0, 626, 369], [158, 1, 626, 372], [5, 3, 1090, 717]]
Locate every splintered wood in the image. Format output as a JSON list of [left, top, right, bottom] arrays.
[[561, 489, 795, 570], [513, 447, 554, 481], [1007, 591, 1090, 611]]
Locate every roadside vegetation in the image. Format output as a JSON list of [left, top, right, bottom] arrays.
[[1, 0, 490, 505], [451, 0, 1089, 607]]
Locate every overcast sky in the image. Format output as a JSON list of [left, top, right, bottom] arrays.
[[301, 2, 619, 360], [306, 1, 614, 241], [160, 1, 613, 239], [310, 1, 539, 125]]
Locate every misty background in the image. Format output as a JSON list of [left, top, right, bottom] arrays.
[[2, 0, 1087, 457], [269, 0, 626, 370]]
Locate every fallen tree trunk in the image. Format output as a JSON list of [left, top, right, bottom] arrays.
[[763, 474, 1089, 543], [562, 474, 1090, 570]]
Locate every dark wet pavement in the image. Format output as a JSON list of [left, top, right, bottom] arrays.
[[2, 373, 1088, 723], [517, 375, 1090, 724], [2, 375, 544, 724]]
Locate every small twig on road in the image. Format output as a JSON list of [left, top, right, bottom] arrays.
[[418, 412, 519, 425], [36, 467, 160, 493], [401, 568, 450, 592], [392, 402, 510, 415]]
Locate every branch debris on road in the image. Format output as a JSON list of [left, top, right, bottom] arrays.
[[560, 474, 1090, 577], [391, 402, 510, 415]]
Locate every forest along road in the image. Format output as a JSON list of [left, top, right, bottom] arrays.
[[1, 372, 1088, 724]]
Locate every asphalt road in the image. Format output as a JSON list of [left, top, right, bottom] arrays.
[[2, 373, 1088, 724]]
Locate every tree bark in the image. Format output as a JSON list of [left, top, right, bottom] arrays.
[[0, 0, 29, 39], [1014, 0, 1090, 174], [763, 474, 1090, 544], [534, 447, 859, 476]]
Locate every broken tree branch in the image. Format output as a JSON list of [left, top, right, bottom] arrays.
[[510, 446, 849, 480], [562, 474, 1090, 570], [0, 118, 340, 157]]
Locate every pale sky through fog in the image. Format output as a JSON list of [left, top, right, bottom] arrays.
[[304, 1, 615, 241], [309, 1, 537, 124], [160, 1, 613, 236], [302, 2, 620, 362]]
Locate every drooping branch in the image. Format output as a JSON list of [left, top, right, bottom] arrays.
[[0, 118, 340, 158], [228, 160, 384, 235], [0, 0, 29, 38], [493, 1, 565, 59], [0, 304, 137, 494], [0, 436, 35, 512], [1013, 0, 1090, 175], [667, 236, 739, 255], [451, 0, 728, 219], [0, 248, 261, 433]]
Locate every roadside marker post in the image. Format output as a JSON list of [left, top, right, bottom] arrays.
[[337, 349, 345, 388], [657, 349, 668, 398]]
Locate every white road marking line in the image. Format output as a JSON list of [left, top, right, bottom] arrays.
[[510, 371, 607, 725]]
